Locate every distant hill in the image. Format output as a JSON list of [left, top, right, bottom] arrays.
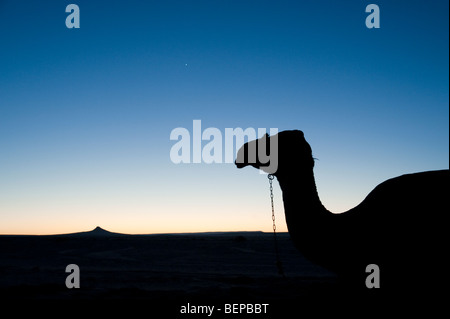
[[0, 226, 125, 237], [64, 226, 125, 237]]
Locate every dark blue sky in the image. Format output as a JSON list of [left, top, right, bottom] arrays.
[[0, 0, 448, 234]]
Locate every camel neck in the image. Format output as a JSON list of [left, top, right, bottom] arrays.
[[276, 169, 331, 224], [274, 168, 335, 265]]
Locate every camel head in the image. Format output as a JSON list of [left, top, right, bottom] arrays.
[[235, 130, 314, 176]]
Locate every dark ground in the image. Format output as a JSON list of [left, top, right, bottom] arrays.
[[0, 230, 429, 316]]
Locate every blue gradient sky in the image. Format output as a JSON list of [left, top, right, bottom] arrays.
[[0, 0, 448, 234]]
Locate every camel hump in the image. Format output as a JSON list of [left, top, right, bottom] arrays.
[[387, 169, 448, 194], [356, 169, 449, 220]]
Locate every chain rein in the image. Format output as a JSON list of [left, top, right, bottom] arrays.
[[268, 174, 285, 277]]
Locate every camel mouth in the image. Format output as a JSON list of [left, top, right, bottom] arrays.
[[235, 160, 248, 169]]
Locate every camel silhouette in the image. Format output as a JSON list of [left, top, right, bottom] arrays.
[[235, 130, 449, 297]]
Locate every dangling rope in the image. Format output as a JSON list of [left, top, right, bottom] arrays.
[[268, 174, 285, 277]]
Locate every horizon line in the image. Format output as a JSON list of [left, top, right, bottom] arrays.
[[0, 226, 288, 237]]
